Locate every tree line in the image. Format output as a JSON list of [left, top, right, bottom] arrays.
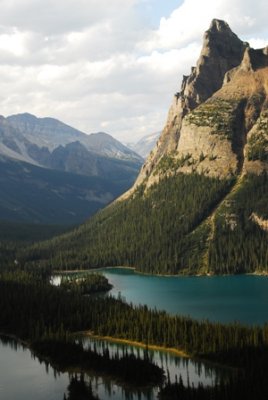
[[18, 172, 268, 275], [1, 269, 268, 398]]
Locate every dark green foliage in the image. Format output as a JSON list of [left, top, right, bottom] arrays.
[[0, 220, 72, 242], [1, 272, 268, 361], [0, 221, 72, 271], [209, 173, 268, 273], [159, 346, 268, 399], [15, 170, 268, 275], [247, 132, 268, 161], [2, 271, 268, 398], [33, 340, 164, 386], [65, 375, 99, 400], [20, 173, 233, 274], [60, 273, 112, 294], [0, 241, 18, 268], [247, 109, 268, 161], [154, 153, 193, 175], [186, 98, 240, 139]]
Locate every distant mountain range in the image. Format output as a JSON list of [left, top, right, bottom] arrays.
[[0, 113, 143, 225], [127, 132, 160, 158], [0, 113, 143, 172]]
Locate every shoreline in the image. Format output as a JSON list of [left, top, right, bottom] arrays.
[[80, 331, 190, 359], [54, 265, 268, 278], [78, 332, 237, 372], [0, 332, 29, 347], [0, 331, 237, 374]]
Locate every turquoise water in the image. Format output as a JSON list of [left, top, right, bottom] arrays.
[[5, 268, 258, 399], [98, 268, 268, 325]]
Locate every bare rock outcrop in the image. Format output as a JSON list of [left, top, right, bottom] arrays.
[[123, 20, 248, 195], [118, 20, 268, 203]]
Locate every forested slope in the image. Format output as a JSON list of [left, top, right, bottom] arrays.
[[18, 20, 268, 275]]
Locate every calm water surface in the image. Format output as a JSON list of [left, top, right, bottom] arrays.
[[82, 336, 221, 387], [4, 269, 254, 399], [96, 268, 268, 325], [0, 336, 68, 400], [0, 336, 221, 400]]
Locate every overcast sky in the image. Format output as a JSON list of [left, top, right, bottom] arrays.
[[0, 0, 268, 143]]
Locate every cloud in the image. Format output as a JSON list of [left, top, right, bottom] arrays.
[[0, 0, 139, 34], [0, 0, 267, 142], [140, 0, 268, 51]]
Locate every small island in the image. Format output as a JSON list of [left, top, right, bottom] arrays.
[[60, 273, 113, 295]]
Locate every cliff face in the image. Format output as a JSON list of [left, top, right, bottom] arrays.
[[22, 20, 268, 275], [127, 20, 267, 194]]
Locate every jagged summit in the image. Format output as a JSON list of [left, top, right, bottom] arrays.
[[124, 19, 250, 195], [209, 19, 230, 31], [181, 18, 247, 107], [130, 20, 268, 190]]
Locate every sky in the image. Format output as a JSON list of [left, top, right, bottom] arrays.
[[0, 0, 268, 143]]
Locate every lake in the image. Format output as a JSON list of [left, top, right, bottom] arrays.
[[3, 268, 258, 399], [96, 267, 268, 325], [0, 335, 222, 400], [0, 336, 68, 400]]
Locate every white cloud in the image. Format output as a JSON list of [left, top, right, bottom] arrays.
[[0, 0, 139, 34], [0, 29, 29, 56], [140, 0, 268, 51], [0, 0, 267, 142], [247, 38, 268, 50]]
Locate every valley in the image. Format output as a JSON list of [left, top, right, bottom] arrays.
[[18, 19, 268, 275], [0, 113, 143, 225], [1, 17, 268, 400]]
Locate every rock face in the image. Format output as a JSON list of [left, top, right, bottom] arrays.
[[124, 19, 268, 198], [129, 19, 249, 192], [21, 20, 268, 275]]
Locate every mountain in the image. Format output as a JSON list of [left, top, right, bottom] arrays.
[[0, 113, 142, 175], [20, 20, 268, 275], [0, 114, 143, 225], [0, 154, 127, 225], [127, 132, 160, 158], [6, 113, 142, 160]]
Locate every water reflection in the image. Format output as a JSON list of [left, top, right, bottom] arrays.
[[0, 336, 154, 400], [80, 336, 221, 388], [0, 335, 226, 400], [0, 335, 69, 400]]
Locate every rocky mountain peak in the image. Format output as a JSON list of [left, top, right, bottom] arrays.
[[182, 18, 247, 108], [209, 18, 231, 32], [125, 20, 249, 196]]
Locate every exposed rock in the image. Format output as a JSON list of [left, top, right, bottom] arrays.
[[120, 20, 268, 199], [250, 212, 268, 232], [125, 19, 248, 195], [19, 20, 268, 275]]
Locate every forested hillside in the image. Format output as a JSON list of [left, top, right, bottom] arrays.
[[18, 20, 268, 275], [19, 172, 268, 274]]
